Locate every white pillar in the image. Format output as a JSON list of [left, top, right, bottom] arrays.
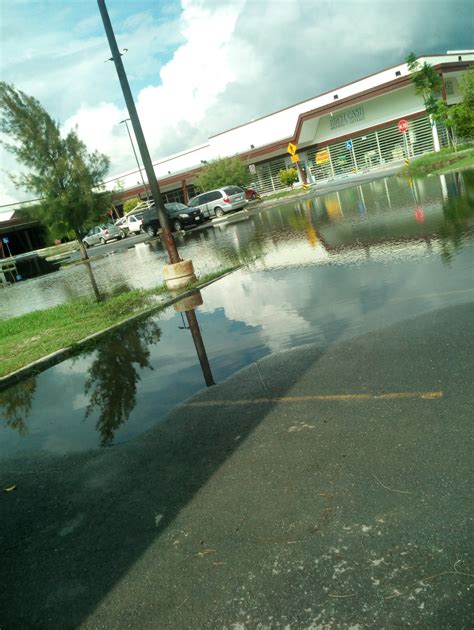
[[431, 116, 441, 152]]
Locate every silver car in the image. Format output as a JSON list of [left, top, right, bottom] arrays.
[[82, 223, 123, 248], [187, 186, 248, 218]]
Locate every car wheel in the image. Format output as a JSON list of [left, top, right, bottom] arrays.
[[83, 241, 89, 249], [215, 207, 224, 218], [146, 225, 156, 237], [100, 237, 106, 245], [173, 219, 182, 232]]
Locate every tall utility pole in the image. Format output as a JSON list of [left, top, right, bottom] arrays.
[[119, 118, 148, 196], [97, 0, 180, 264]]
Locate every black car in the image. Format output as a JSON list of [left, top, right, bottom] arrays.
[[141, 202, 205, 237]]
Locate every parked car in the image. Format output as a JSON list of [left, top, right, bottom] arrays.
[[141, 202, 205, 237], [82, 224, 123, 248], [187, 186, 248, 218], [114, 211, 144, 235]]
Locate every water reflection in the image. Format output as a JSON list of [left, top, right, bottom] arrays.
[[439, 170, 474, 262], [2, 169, 473, 320], [173, 291, 215, 387], [1, 290, 215, 449], [84, 319, 162, 446], [0, 378, 36, 436]]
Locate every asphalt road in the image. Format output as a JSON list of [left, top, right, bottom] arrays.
[[1, 299, 472, 628]]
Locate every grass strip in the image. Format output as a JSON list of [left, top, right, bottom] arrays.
[[402, 146, 474, 177], [0, 267, 236, 378]]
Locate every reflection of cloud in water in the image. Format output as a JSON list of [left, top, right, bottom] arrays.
[[72, 392, 89, 410], [202, 270, 311, 352], [54, 354, 95, 376], [257, 238, 330, 269]]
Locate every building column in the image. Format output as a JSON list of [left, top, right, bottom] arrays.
[[181, 179, 188, 204], [431, 117, 441, 152]]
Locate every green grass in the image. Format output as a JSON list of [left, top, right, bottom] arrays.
[[403, 147, 474, 177], [434, 153, 474, 174], [0, 267, 236, 378]]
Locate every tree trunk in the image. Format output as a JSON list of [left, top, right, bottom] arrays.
[[75, 229, 89, 260]]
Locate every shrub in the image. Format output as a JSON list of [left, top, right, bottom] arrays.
[[278, 168, 299, 188]]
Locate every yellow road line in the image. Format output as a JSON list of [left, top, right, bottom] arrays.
[[188, 391, 443, 407], [393, 288, 474, 302]]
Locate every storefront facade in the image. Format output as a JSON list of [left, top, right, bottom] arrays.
[[109, 52, 473, 204]]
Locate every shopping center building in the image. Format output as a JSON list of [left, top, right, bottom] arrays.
[[108, 51, 473, 211]]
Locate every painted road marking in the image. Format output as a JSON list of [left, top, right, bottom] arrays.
[[393, 288, 474, 301], [188, 391, 443, 407]]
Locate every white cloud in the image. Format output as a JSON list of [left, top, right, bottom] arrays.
[[1, 0, 471, 205]]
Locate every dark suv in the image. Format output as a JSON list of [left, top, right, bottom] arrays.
[[141, 202, 205, 237]]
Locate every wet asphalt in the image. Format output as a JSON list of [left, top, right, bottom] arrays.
[[1, 299, 472, 628]]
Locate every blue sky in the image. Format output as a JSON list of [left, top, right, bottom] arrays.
[[1, 0, 472, 205]]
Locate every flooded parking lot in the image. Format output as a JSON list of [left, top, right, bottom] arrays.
[[1, 168, 473, 629], [1, 168, 473, 454], [1, 168, 473, 320]]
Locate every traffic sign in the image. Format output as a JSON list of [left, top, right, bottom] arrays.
[[291, 154, 300, 163], [398, 119, 409, 133], [2, 237, 9, 244], [345, 140, 353, 151], [287, 142, 297, 156]]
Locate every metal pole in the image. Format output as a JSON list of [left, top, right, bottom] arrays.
[[119, 118, 147, 196], [97, 0, 180, 264]]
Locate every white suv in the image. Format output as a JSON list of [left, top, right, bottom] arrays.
[[187, 186, 248, 218]]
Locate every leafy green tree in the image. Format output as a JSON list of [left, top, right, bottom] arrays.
[[406, 53, 442, 117], [123, 196, 142, 214], [449, 69, 474, 139], [0, 83, 111, 260], [194, 156, 249, 192], [406, 53, 474, 147], [278, 167, 299, 188]]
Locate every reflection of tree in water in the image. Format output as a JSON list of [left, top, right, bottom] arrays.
[[84, 319, 161, 446], [0, 378, 37, 436], [439, 170, 474, 263]]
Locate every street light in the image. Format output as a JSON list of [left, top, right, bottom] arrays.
[[119, 118, 147, 197]]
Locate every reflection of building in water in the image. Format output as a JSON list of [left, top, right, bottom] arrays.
[[236, 171, 473, 269], [323, 193, 343, 222], [174, 291, 215, 387]]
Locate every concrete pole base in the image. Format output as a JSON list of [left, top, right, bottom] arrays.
[[163, 259, 196, 290]]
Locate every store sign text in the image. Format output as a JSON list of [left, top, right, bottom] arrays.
[[330, 106, 365, 130]]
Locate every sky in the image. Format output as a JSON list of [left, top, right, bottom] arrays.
[[0, 0, 472, 206]]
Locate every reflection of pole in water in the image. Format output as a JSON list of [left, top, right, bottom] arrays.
[[84, 260, 102, 302], [174, 291, 215, 387], [383, 178, 392, 209], [185, 309, 215, 387], [357, 185, 367, 217]]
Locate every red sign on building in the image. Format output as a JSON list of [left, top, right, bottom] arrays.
[[398, 119, 409, 133]]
